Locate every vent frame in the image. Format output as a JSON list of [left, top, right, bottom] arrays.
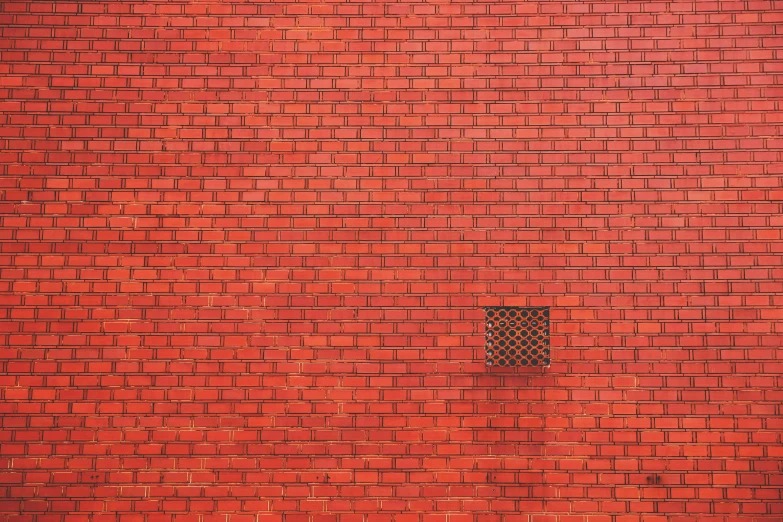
[[484, 306, 550, 368]]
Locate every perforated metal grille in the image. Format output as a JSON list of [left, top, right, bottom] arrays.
[[485, 307, 550, 368]]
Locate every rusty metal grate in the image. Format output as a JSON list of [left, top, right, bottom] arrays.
[[485, 307, 550, 368]]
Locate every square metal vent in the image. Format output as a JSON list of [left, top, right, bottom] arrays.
[[485, 307, 550, 368]]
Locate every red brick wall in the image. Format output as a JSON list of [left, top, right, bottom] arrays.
[[1, 1, 782, 521]]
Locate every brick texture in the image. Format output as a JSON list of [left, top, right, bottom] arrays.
[[1, 1, 783, 521]]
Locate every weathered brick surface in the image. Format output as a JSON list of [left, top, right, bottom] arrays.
[[1, 1, 783, 520]]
